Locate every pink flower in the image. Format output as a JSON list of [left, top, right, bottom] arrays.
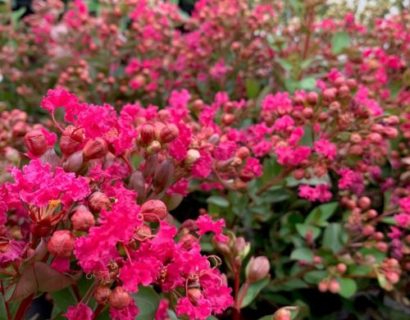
[[64, 303, 93, 320], [155, 299, 169, 320], [276, 146, 311, 166], [9, 159, 90, 207], [192, 150, 212, 178], [314, 139, 337, 160], [0, 240, 26, 267], [119, 259, 161, 293], [196, 214, 228, 243], [41, 88, 79, 115], [214, 141, 236, 161], [110, 300, 139, 320], [298, 184, 332, 202], [176, 297, 212, 320], [262, 92, 293, 114], [242, 157, 262, 178], [338, 168, 364, 194]]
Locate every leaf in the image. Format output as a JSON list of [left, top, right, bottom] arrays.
[[246, 79, 261, 99], [306, 202, 338, 227], [34, 262, 76, 292], [295, 224, 321, 240], [240, 278, 270, 308], [298, 77, 316, 90], [303, 270, 327, 284], [331, 32, 350, 54], [135, 286, 160, 320], [9, 265, 37, 301], [339, 278, 357, 298], [206, 195, 229, 208], [50, 288, 77, 318], [322, 223, 345, 253], [290, 248, 313, 262]]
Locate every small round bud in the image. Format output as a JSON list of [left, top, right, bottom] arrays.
[[274, 308, 292, 320], [47, 230, 75, 258], [71, 205, 95, 231], [83, 138, 108, 160], [307, 92, 318, 104], [159, 124, 179, 143], [336, 263, 347, 274], [140, 124, 155, 145], [24, 129, 48, 156], [146, 140, 162, 154], [246, 256, 270, 283], [186, 149, 201, 165], [187, 287, 202, 305], [94, 286, 112, 305], [318, 280, 328, 292], [63, 151, 84, 173], [386, 272, 399, 284], [89, 191, 111, 212], [109, 287, 131, 309], [140, 199, 168, 222], [60, 126, 84, 156], [328, 279, 340, 293], [358, 197, 371, 210]]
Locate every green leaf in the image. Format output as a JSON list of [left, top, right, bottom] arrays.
[[290, 248, 314, 262], [206, 196, 229, 208], [298, 77, 316, 90], [339, 278, 357, 298], [295, 224, 321, 240], [240, 278, 270, 308], [306, 202, 338, 227], [348, 265, 372, 276], [50, 288, 77, 318], [246, 79, 261, 99], [322, 223, 346, 253], [303, 270, 328, 284], [300, 125, 313, 147], [134, 286, 160, 320], [331, 32, 350, 54]]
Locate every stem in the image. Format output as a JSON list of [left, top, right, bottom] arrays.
[[232, 261, 242, 320], [1, 282, 11, 320], [256, 169, 291, 196], [71, 284, 81, 302], [14, 294, 34, 320], [93, 304, 104, 320]]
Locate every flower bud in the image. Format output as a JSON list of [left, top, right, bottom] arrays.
[[47, 230, 75, 258], [140, 124, 155, 145], [140, 199, 168, 222], [109, 287, 131, 309], [159, 124, 179, 143], [83, 138, 108, 160], [386, 272, 399, 284], [60, 126, 84, 156], [129, 171, 145, 197], [236, 147, 250, 159], [89, 191, 111, 212], [185, 149, 200, 165], [146, 140, 162, 154], [24, 129, 48, 156], [246, 256, 270, 283], [187, 287, 202, 305], [71, 205, 95, 231], [318, 280, 328, 292], [336, 263, 347, 274], [233, 237, 250, 259], [94, 286, 112, 305], [358, 196, 371, 210], [63, 151, 84, 173], [274, 308, 292, 320], [153, 160, 174, 192], [328, 279, 340, 293], [307, 92, 318, 105]]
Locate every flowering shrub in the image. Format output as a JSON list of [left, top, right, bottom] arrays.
[[1, 0, 410, 319]]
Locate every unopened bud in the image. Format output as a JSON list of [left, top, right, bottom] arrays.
[[246, 256, 270, 283], [60, 126, 84, 156], [109, 287, 131, 309], [159, 124, 179, 143], [336, 263, 347, 274], [89, 191, 111, 212], [140, 199, 168, 222], [185, 149, 200, 165], [94, 286, 112, 305], [24, 129, 48, 156], [153, 160, 174, 192], [63, 151, 84, 172], [140, 124, 155, 145], [47, 230, 75, 258], [274, 308, 292, 320], [187, 287, 202, 305], [129, 171, 145, 197], [146, 140, 161, 154], [71, 205, 95, 231], [83, 138, 108, 160], [328, 279, 340, 293]]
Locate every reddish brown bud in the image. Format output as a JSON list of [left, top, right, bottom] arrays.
[[24, 129, 48, 156], [129, 171, 145, 197], [159, 124, 179, 143], [109, 287, 131, 309], [358, 196, 371, 210], [153, 160, 174, 192], [89, 191, 111, 212], [47, 230, 75, 258], [236, 147, 250, 159], [246, 256, 270, 283], [307, 92, 318, 104], [94, 286, 112, 305], [71, 205, 95, 231], [140, 199, 168, 222], [83, 138, 108, 160], [60, 126, 84, 156], [63, 151, 84, 173], [140, 124, 155, 145]]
